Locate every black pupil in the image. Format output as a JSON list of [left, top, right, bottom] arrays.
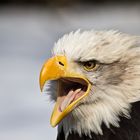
[[84, 61, 95, 68], [87, 62, 92, 67]]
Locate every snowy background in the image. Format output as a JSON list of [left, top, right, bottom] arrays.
[[0, 4, 140, 140]]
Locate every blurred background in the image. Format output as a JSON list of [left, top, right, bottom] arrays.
[[0, 0, 140, 140]]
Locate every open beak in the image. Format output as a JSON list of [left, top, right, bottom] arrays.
[[39, 55, 91, 127]]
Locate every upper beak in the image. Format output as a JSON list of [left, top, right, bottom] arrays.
[[40, 55, 67, 91], [39, 55, 91, 127]]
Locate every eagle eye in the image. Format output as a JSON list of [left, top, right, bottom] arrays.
[[82, 61, 97, 71]]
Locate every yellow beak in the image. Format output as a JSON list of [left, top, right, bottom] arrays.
[[39, 55, 91, 127], [40, 56, 68, 91]]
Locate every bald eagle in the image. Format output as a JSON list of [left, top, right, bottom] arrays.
[[39, 30, 140, 140]]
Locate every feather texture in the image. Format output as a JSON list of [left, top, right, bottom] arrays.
[[44, 30, 140, 139], [57, 101, 140, 140]]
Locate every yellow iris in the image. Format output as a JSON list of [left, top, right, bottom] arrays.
[[83, 61, 97, 71]]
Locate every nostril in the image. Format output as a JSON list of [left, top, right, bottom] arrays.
[[59, 61, 64, 66]]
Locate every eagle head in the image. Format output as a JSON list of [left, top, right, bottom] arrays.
[[39, 30, 140, 137]]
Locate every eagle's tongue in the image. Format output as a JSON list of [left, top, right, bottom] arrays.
[[60, 88, 84, 112]]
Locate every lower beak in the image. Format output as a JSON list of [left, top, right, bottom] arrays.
[[39, 55, 91, 127]]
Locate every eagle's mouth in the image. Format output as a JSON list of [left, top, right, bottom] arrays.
[[58, 77, 88, 112], [39, 55, 91, 127]]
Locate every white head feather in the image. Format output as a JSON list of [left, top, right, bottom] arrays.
[[45, 30, 140, 139]]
